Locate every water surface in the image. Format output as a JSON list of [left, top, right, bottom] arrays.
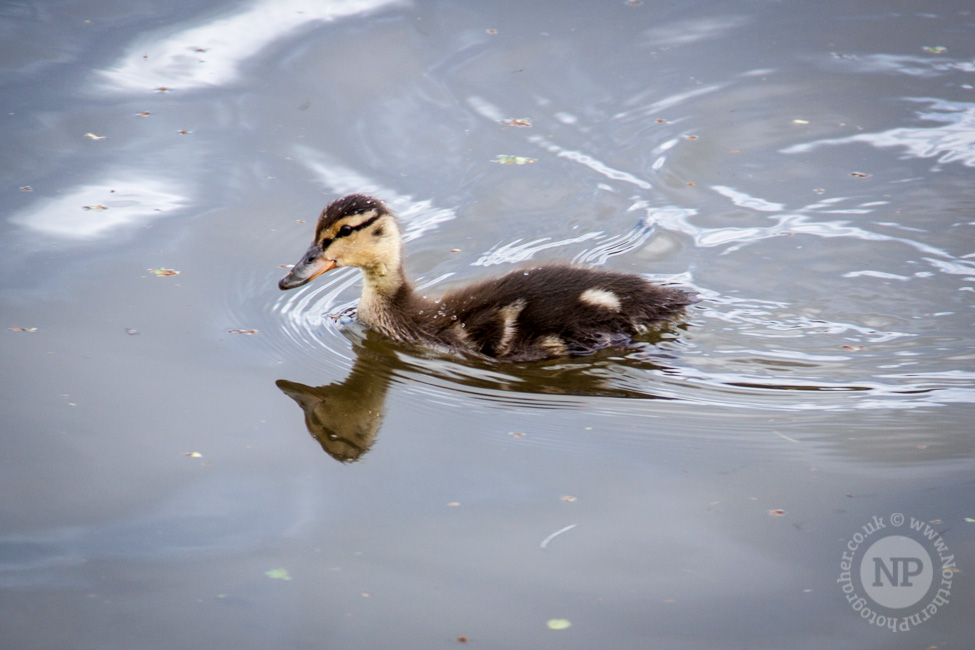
[[2, 1, 973, 648]]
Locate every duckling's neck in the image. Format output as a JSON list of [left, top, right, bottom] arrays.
[[357, 260, 429, 341]]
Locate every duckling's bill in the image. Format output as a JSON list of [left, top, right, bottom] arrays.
[[279, 244, 337, 290]]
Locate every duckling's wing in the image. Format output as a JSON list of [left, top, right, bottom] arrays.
[[437, 265, 692, 359]]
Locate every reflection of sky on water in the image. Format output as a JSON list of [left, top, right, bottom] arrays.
[[99, 0, 405, 91], [11, 174, 187, 239], [783, 98, 975, 168]]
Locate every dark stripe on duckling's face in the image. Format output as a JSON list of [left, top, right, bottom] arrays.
[[317, 212, 381, 250]]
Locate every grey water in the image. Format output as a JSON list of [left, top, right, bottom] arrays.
[[1, 1, 973, 648]]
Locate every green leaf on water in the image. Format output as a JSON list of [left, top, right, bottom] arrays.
[[547, 618, 572, 630], [493, 155, 536, 165], [265, 568, 292, 580], [965, 518, 975, 523]]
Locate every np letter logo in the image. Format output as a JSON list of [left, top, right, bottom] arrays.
[[873, 556, 924, 588], [861, 536, 933, 609]]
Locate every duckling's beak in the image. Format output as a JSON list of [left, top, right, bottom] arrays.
[[279, 243, 337, 290]]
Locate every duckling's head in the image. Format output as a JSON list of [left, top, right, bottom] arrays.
[[279, 194, 401, 290]]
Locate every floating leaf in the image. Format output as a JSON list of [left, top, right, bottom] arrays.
[[149, 267, 180, 276], [508, 431, 526, 438], [561, 495, 577, 503], [125, 328, 140, 335], [456, 636, 468, 643], [485, 28, 497, 35], [265, 568, 292, 581], [792, 119, 810, 124], [154, 87, 172, 93], [82, 205, 108, 211], [135, 111, 151, 117], [177, 129, 191, 135], [502, 117, 532, 128], [84, 133, 106, 140], [768, 509, 786, 516], [228, 329, 258, 335], [181, 452, 203, 457], [20, 185, 32, 191], [494, 155, 536, 165], [8, 327, 37, 332], [850, 172, 870, 178], [965, 518, 975, 523], [547, 619, 572, 630], [923, 46, 947, 54]]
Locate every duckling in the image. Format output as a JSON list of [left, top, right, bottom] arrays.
[[279, 194, 694, 362]]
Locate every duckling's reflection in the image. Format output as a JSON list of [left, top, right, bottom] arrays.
[[277, 327, 686, 464], [276, 339, 396, 463]]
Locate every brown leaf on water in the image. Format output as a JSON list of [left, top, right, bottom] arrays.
[[842, 345, 863, 350], [8, 327, 37, 332], [135, 111, 151, 117], [228, 329, 258, 335], [768, 509, 786, 516], [850, 172, 871, 178], [20, 185, 32, 191], [502, 117, 532, 128], [84, 132, 106, 140], [485, 28, 497, 35], [154, 87, 172, 93], [177, 129, 191, 135], [149, 267, 180, 276], [83, 205, 108, 211]]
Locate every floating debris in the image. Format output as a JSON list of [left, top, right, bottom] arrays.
[[792, 119, 810, 124], [125, 328, 140, 336], [82, 205, 108, 211], [560, 496, 577, 503], [264, 568, 292, 581], [177, 129, 191, 135], [84, 133, 105, 140], [485, 28, 497, 35], [149, 267, 180, 276], [546, 619, 572, 630], [850, 172, 871, 178], [154, 87, 173, 93], [923, 46, 947, 54], [8, 327, 37, 332], [135, 111, 151, 117], [842, 345, 863, 350], [502, 117, 532, 128], [768, 509, 786, 516], [508, 431, 526, 438], [181, 452, 203, 458], [228, 329, 258, 335], [19, 185, 32, 191], [494, 155, 536, 165]]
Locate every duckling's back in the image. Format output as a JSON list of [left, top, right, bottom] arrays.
[[427, 265, 694, 361]]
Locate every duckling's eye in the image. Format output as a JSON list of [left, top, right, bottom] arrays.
[[338, 224, 354, 237]]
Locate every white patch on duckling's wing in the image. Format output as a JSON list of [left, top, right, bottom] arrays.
[[579, 288, 622, 312], [495, 299, 526, 356]]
